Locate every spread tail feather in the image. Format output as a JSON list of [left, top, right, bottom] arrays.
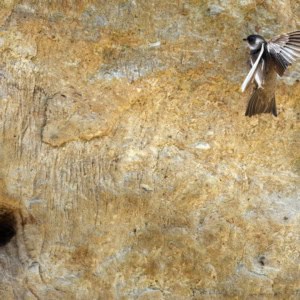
[[245, 89, 277, 117]]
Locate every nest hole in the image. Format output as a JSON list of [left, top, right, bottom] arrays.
[[0, 210, 17, 247]]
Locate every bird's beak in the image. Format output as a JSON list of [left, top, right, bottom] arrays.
[[243, 38, 247, 41]]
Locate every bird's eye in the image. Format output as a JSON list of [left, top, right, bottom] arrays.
[[248, 36, 255, 43]]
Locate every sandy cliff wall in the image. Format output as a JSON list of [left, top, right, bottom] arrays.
[[0, 1, 299, 299]]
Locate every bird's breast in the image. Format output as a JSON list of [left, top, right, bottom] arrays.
[[261, 65, 277, 95]]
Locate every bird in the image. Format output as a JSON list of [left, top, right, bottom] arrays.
[[241, 30, 300, 117]]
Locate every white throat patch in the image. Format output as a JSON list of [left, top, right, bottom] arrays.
[[249, 44, 258, 50]]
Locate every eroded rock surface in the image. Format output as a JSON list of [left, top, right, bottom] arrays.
[[0, 1, 299, 299]]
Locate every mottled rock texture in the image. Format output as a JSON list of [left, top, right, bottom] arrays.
[[0, 1, 299, 299]]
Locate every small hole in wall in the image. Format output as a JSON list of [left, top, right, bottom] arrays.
[[258, 256, 266, 266], [0, 210, 17, 247]]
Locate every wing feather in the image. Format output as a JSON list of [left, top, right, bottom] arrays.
[[289, 31, 300, 36], [286, 44, 300, 53], [267, 30, 300, 76], [280, 50, 294, 62], [283, 47, 300, 58]]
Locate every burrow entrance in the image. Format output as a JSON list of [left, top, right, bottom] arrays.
[[0, 209, 17, 247]]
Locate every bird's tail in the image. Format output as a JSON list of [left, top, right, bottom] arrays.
[[245, 89, 277, 117]]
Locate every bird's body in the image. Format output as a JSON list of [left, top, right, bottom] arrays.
[[241, 31, 300, 117], [246, 44, 278, 116]]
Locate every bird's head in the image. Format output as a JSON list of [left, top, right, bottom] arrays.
[[243, 34, 266, 51]]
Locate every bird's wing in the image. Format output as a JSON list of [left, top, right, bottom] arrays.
[[241, 44, 265, 92], [267, 30, 300, 76]]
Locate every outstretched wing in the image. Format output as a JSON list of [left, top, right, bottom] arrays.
[[267, 30, 300, 76]]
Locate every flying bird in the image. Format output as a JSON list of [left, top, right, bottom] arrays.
[[241, 30, 300, 117]]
